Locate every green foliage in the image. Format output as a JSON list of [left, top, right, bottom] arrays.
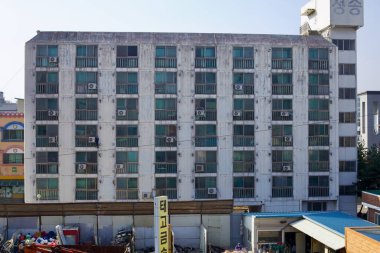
[[357, 142, 380, 192]]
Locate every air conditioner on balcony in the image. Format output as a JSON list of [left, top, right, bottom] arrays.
[[142, 192, 152, 199], [78, 163, 87, 171], [48, 57, 58, 63], [233, 110, 242, 117], [87, 83, 97, 90], [196, 110, 205, 116], [234, 84, 243, 91], [195, 164, 205, 172], [117, 109, 127, 116], [48, 110, 58, 117], [115, 164, 124, 169], [284, 136, 292, 142], [282, 165, 291, 172], [165, 137, 175, 143], [280, 111, 290, 117], [88, 137, 96, 143], [207, 188, 217, 195], [48, 136, 57, 143]]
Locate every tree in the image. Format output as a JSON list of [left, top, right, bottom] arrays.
[[357, 142, 380, 193]]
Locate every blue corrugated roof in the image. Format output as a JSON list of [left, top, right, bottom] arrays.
[[356, 229, 380, 242], [244, 211, 319, 218]]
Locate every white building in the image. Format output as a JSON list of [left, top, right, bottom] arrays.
[[24, 0, 363, 215]]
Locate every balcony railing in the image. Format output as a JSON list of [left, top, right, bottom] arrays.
[[233, 136, 255, 147], [272, 111, 293, 121], [308, 136, 329, 146], [155, 188, 177, 199], [76, 57, 98, 68], [116, 189, 138, 200], [309, 111, 329, 121], [272, 162, 293, 172], [36, 137, 58, 147], [309, 186, 329, 197], [195, 189, 217, 199], [309, 60, 329, 70], [116, 84, 138, 94], [195, 163, 217, 173], [155, 84, 177, 94], [155, 136, 177, 147], [195, 110, 217, 121], [195, 137, 217, 147], [272, 59, 292, 70], [116, 137, 138, 147], [116, 163, 138, 174], [36, 83, 58, 94], [36, 163, 58, 174], [195, 84, 216, 94], [76, 83, 97, 94], [272, 187, 293, 198], [155, 58, 177, 68], [116, 110, 138, 121], [117, 57, 138, 68], [75, 190, 98, 200], [233, 59, 254, 69], [233, 188, 255, 198], [155, 110, 177, 121], [75, 137, 98, 147], [36, 189, 58, 200], [36, 57, 59, 68], [75, 163, 98, 174], [309, 161, 329, 172], [233, 85, 254, 95], [309, 85, 329, 95], [272, 85, 293, 95], [195, 58, 216, 68], [155, 163, 177, 173], [233, 163, 254, 173], [36, 110, 59, 121], [76, 110, 98, 121], [272, 137, 293, 147], [233, 111, 255, 121]]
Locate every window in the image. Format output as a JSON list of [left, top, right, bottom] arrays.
[[362, 102, 366, 134], [339, 136, 356, 147], [195, 177, 217, 199], [36, 178, 58, 200], [36, 152, 58, 174], [75, 178, 98, 200], [116, 98, 138, 120], [272, 48, 292, 69], [272, 150, 293, 172], [76, 45, 98, 68], [272, 176, 293, 198], [155, 151, 177, 173], [155, 46, 176, 68], [309, 176, 329, 197], [339, 64, 356, 75], [155, 125, 177, 147], [117, 46, 138, 68], [233, 99, 254, 121], [76, 72, 98, 94], [155, 177, 177, 199], [233, 47, 254, 69], [233, 125, 255, 147], [339, 160, 356, 172], [2, 125, 24, 142], [339, 88, 356, 99], [309, 74, 329, 95], [155, 72, 177, 94], [75, 98, 97, 121], [195, 47, 216, 68], [155, 98, 177, 120], [272, 99, 292, 121], [339, 185, 356, 195], [75, 125, 97, 147], [233, 177, 255, 198], [233, 151, 254, 173], [36, 98, 58, 121], [272, 73, 292, 95], [116, 151, 138, 174], [309, 150, 329, 172], [195, 151, 217, 173], [36, 71, 59, 94], [76, 152, 97, 174], [309, 99, 329, 121], [233, 73, 254, 94], [308, 124, 329, 146], [3, 153, 23, 164], [332, 39, 355, 51], [36, 125, 58, 147], [339, 112, 356, 123], [307, 201, 327, 211], [375, 213, 380, 225], [116, 72, 138, 94], [36, 45, 58, 67], [308, 48, 329, 70], [116, 125, 138, 147], [116, 178, 138, 200], [272, 125, 292, 146], [195, 125, 217, 147], [195, 99, 217, 121], [195, 72, 216, 94]]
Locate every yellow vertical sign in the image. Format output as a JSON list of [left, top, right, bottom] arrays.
[[154, 196, 169, 253]]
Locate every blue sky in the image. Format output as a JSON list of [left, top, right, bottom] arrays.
[[0, 0, 378, 101]]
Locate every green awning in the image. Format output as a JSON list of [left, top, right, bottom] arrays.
[[0, 180, 24, 187]]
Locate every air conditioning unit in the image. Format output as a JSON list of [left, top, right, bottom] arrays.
[[233, 110, 242, 117], [48, 110, 58, 117], [282, 165, 291, 172], [48, 57, 58, 63], [284, 136, 292, 142], [280, 111, 290, 117], [88, 137, 96, 143], [234, 84, 243, 91], [117, 109, 127, 116], [165, 137, 175, 143], [207, 188, 217, 195], [78, 163, 87, 171], [115, 164, 124, 169], [142, 192, 152, 199], [87, 83, 97, 90], [48, 136, 57, 143], [195, 164, 205, 172], [196, 110, 205, 116]]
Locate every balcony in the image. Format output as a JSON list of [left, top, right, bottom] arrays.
[[272, 137, 293, 147], [116, 163, 138, 174], [309, 111, 329, 121], [272, 111, 293, 121], [76, 83, 97, 94], [117, 57, 138, 68], [75, 137, 97, 147], [309, 60, 329, 71], [195, 189, 217, 199], [309, 85, 329, 95], [308, 136, 329, 146], [36, 110, 59, 121], [116, 137, 138, 147], [195, 58, 216, 68], [155, 136, 177, 147], [233, 188, 255, 198], [76, 57, 98, 68], [155, 163, 177, 173], [272, 162, 293, 173], [272, 85, 293, 95], [36, 163, 58, 174], [155, 58, 177, 68], [155, 110, 177, 121], [272, 187, 293, 198], [309, 161, 329, 172], [233, 84, 254, 95], [75, 190, 98, 200], [272, 59, 292, 70], [36, 83, 58, 94], [75, 163, 98, 174], [155, 188, 177, 199], [195, 137, 217, 147], [116, 189, 138, 200], [36, 56, 59, 68], [309, 186, 329, 197], [195, 110, 217, 121], [116, 84, 138, 94], [195, 163, 217, 173], [233, 111, 255, 121], [36, 189, 58, 200], [116, 110, 138, 121], [233, 163, 254, 173], [233, 136, 255, 147], [36, 137, 58, 147], [155, 84, 177, 94], [76, 110, 98, 121], [233, 59, 254, 69], [195, 84, 216, 94]]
